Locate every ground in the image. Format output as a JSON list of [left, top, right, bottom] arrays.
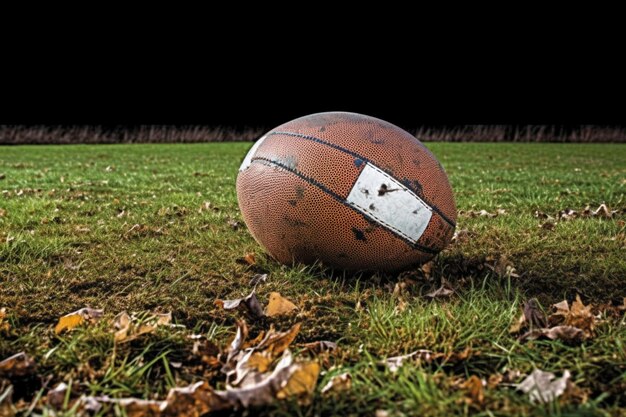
[[0, 143, 625, 416]]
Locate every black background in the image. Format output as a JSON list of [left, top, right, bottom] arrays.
[[1, 30, 623, 132]]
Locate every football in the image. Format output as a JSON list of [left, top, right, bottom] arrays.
[[236, 112, 457, 272]]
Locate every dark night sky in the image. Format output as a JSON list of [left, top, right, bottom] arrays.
[[1, 7, 622, 131], [1, 50, 622, 130]]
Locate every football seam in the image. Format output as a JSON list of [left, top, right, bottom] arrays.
[[267, 130, 456, 228], [250, 156, 439, 255]]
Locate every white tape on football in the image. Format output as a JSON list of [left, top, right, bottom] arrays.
[[239, 135, 267, 171], [346, 163, 433, 243]]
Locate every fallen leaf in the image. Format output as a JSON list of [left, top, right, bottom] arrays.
[[114, 311, 173, 343], [540, 221, 556, 230], [451, 229, 472, 244], [265, 292, 297, 317], [534, 210, 554, 220], [592, 203, 615, 218], [425, 279, 454, 299], [569, 295, 595, 337], [461, 375, 485, 406], [461, 209, 506, 218], [486, 255, 519, 278], [558, 208, 578, 221], [221, 350, 317, 407], [0, 383, 14, 417], [0, 209, 6, 217], [561, 379, 589, 404], [246, 352, 273, 373], [229, 321, 248, 354], [249, 273, 267, 286], [383, 350, 433, 373], [276, 361, 320, 400], [321, 372, 352, 395], [447, 346, 473, 362], [256, 323, 302, 356], [215, 289, 265, 319], [299, 340, 338, 354], [618, 298, 626, 311], [55, 307, 104, 334], [420, 261, 434, 278], [523, 298, 547, 329], [238, 253, 256, 266], [47, 382, 69, 409], [487, 373, 503, 388], [0, 308, 9, 333], [516, 369, 570, 403], [519, 326, 584, 343], [0, 352, 36, 377], [549, 295, 595, 338]]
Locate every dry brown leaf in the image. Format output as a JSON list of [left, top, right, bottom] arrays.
[[249, 273, 267, 286], [221, 350, 316, 407], [561, 380, 589, 405], [256, 323, 302, 356], [569, 295, 595, 336], [55, 307, 104, 334], [487, 373, 503, 388], [0, 352, 36, 377], [448, 346, 473, 362], [523, 298, 547, 329], [47, 382, 69, 410], [451, 229, 472, 244], [383, 350, 433, 373], [299, 340, 338, 354], [265, 292, 297, 317], [0, 209, 6, 218], [420, 261, 434, 278], [618, 298, 626, 311], [0, 383, 14, 417], [246, 352, 272, 373], [558, 209, 578, 221], [549, 295, 595, 338], [486, 255, 519, 278], [236, 252, 256, 266], [461, 209, 506, 218], [516, 369, 570, 403], [534, 210, 554, 220], [519, 326, 584, 343], [320, 372, 352, 395], [276, 361, 320, 400], [592, 203, 615, 218], [215, 290, 265, 319], [425, 282, 453, 299], [461, 375, 485, 406], [114, 311, 172, 343], [0, 308, 9, 333]]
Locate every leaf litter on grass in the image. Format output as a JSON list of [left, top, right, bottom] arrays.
[[54, 307, 104, 334], [79, 318, 321, 416], [511, 295, 598, 343]]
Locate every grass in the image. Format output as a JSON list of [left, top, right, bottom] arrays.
[[0, 142, 625, 416]]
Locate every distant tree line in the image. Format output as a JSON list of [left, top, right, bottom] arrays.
[[0, 125, 624, 144]]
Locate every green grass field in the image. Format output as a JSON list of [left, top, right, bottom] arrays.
[[1, 143, 625, 416]]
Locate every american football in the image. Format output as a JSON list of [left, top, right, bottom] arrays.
[[236, 111, 457, 271]]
